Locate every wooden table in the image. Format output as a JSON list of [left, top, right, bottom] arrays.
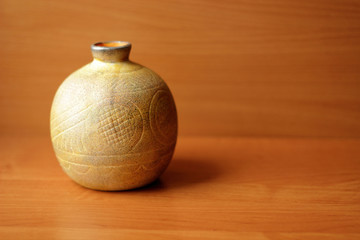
[[1, 136, 359, 239]]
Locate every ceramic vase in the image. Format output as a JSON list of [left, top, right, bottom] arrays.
[[50, 41, 177, 191]]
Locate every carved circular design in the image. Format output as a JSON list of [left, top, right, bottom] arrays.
[[97, 100, 143, 154], [149, 90, 177, 145]]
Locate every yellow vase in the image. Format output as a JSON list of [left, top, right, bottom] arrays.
[[50, 41, 177, 191]]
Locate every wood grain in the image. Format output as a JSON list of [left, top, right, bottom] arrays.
[[0, 136, 359, 239], [1, 0, 360, 137]]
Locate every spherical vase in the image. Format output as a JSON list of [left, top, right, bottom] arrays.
[[50, 41, 177, 191]]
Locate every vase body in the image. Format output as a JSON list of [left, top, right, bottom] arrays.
[[50, 41, 177, 191]]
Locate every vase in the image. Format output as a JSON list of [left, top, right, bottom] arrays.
[[50, 41, 178, 191]]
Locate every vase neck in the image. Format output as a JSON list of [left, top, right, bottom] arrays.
[[91, 41, 131, 63]]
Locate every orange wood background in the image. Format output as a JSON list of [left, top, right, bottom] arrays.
[[1, 1, 360, 238], [1, 0, 360, 137]]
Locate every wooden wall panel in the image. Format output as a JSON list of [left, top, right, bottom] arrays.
[[1, 0, 360, 137]]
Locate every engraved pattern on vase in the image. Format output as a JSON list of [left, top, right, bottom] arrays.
[[50, 46, 177, 191]]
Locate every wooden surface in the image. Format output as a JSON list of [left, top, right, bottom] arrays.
[[1, 136, 360, 239], [1, 0, 360, 137], [2, 1, 360, 238]]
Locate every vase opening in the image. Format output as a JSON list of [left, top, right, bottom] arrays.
[[91, 41, 131, 62], [94, 41, 130, 48]]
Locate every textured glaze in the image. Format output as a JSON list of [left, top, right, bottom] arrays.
[[50, 41, 177, 191]]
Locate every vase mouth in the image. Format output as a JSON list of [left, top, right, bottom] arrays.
[[91, 41, 132, 62], [92, 41, 131, 49]]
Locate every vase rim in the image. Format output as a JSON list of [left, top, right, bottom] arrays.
[[91, 41, 132, 62], [91, 41, 131, 50]]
